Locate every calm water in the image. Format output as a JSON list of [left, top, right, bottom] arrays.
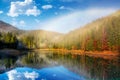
[[0, 50, 120, 80]]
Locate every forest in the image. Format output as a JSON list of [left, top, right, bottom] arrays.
[[56, 12, 120, 52], [0, 32, 18, 49], [0, 11, 120, 53]]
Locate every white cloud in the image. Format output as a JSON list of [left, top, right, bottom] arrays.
[[26, 6, 41, 16], [35, 19, 40, 23], [19, 20, 26, 27], [7, 70, 39, 80], [7, 0, 41, 17], [24, 71, 39, 80], [42, 5, 53, 10], [37, 8, 116, 33], [59, 6, 65, 9], [44, 0, 53, 2], [7, 70, 17, 80], [0, 10, 3, 14], [60, 0, 83, 2], [7, 70, 25, 80], [59, 6, 74, 11], [11, 18, 17, 26], [55, 12, 58, 15], [11, 19, 26, 28], [43, 0, 79, 2]]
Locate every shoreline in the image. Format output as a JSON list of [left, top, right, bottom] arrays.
[[33, 49, 119, 55], [33, 49, 119, 59], [0, 49, 119, 59]]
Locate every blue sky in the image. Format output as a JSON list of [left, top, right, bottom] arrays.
[[0, 0, 120, 33]]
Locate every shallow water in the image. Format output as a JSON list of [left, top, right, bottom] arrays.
[[0, 50, 120, 80]]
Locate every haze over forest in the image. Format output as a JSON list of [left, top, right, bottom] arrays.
[[0, 0, 119, 52], [0, 10, 120, 53], [0, 1, 120, 80]]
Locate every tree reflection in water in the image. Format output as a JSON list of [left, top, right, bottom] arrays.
[[0, 50, 120, 80]]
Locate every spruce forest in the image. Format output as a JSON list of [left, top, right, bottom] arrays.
[[0, 11, 120, 53]]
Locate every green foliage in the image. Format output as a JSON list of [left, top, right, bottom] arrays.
[[56, 11, 120, 52], [1, 11, 119, 52], [19, 30, 62, 49], [3, 33, 17, 43], [0, 32, 18, 49]]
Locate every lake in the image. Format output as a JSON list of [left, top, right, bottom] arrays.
[[0, 50, 120, 80]]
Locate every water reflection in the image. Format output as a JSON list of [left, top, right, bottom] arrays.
[[0, 66, 84, 80], [0, 50, 120, 80], [0, 57, 17, 73]]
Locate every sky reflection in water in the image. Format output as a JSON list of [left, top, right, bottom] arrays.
[[0, 66, 85, 80], [0, 51, 120, 80]]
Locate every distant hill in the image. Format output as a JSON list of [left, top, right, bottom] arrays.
[[18, 30, 63, 49], [0, 21, 18, 32], [57, 10, 120, 51], [19, 30, 62, 42], [0, 10, 120, 51], [0, 20, 63, 49]]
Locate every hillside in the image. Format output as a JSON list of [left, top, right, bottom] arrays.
[[0, 21, 18, 32], [56, 10, 120, 51], [18, 30, 63, 49], [0, 21, 63, 49], [0, 11, 120, 51]]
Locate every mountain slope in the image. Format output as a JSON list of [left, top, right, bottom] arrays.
[[0, 11, 120, 51], [57, 10, 120, 51], [18, 30, 63, 49], [0, 20, 63, 49], [0, 21, 18, 32]]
